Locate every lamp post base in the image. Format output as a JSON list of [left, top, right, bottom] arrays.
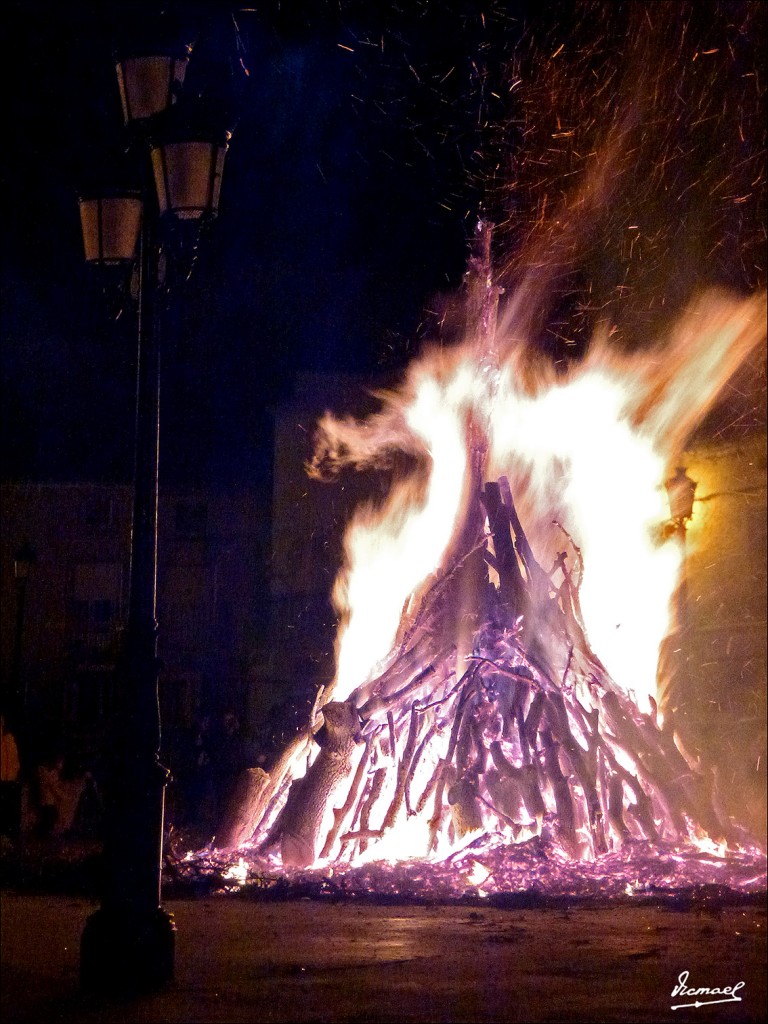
[[80, 905, 176, 994]]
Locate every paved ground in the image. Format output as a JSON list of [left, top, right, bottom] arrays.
[[2, 891, 766, 1023]]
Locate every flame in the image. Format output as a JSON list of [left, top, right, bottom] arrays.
[[222, 856, 249, 885], [323, 290, 764, 716], [228, 4, 767, 878], [329, 363, 479, 700]]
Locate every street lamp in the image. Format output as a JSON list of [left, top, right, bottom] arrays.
[[79, 191, 143, 266], [665, 466, 697, 528], [115, 45, 192, 125], [79, 29, 233, 995]]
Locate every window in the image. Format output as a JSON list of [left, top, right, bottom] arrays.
[[69, 563, 123, 665]]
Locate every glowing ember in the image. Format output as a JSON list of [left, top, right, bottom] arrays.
[[222, 856, 250, 885]]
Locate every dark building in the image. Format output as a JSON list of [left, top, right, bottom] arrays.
[[0, 481, 268, 780]]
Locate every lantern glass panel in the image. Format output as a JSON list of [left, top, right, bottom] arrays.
[[79, 196, 143, 265], [116, 55, 188, 124], [151, 142, 227, 220]]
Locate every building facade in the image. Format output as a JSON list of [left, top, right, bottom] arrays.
[[0, 481, 268, 774]]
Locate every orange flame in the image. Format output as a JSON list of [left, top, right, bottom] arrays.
[[316, 289, 764, 715]]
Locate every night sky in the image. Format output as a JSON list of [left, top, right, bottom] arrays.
[[2, 0, 524, 488], [2, 1, 765, 489]]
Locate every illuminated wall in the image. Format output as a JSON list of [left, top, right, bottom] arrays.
[[667, 432, 767, 839]]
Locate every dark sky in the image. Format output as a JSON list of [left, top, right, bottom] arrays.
[[2, 1, 765, 489], [2, 0, 533, 488]]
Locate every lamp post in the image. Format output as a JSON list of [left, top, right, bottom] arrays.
[[665, 466, 697, 630], [78, 33, 232, 994]]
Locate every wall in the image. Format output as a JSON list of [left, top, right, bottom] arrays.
[[0, 481, 266, 769], [665, 432, 767, 839]]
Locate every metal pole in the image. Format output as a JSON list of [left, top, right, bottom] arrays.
[[80, 191, 175, 993]]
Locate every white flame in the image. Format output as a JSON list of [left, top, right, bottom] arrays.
[[333, 364, 478, 700], [223, 857, 249, 885], [488, 364, 682, 710], [327, 291, 764, 715]]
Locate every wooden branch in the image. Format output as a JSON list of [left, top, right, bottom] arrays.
[[596, 739, 660, 842], [357, 766, 387, 855], [250, 732, 311, 840], [415, 674, 463, 713], [551, 519, 584, 590], [476, 790, 521, 833], [309, 683, 326, 733], [359, 663, 437, 720], [405, 721, 441, 816], [319, 738, 373, 860], [600, 692, 686, 838], [216, 767, 272, 850], [485, 768, 523, 825], [428, 675, 478, 851], [352, 633, 456, 714], [540, 730, 579, 854], [381, 705, 423, 831], [446, 771, 483, 837], [545, 692, 607, 853], [523, 691, 546, 760], [481, 480, 527, 614], [267, 701, 363, 868], [607, 772, 632, 841], [498, 477, 552, 604], [489, 740, 546, 821], [465, 656, 542, 690], [339, 827, 385, 844], [394, 538, 487, 658]]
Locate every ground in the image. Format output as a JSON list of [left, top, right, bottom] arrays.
[[1, 892, 766, 1023]]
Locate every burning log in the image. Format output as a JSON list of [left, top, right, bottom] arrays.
[[381, 705, 423, 831], [319, 736, 373, 860], [539, 730, 580, 855], [259, 701, 363, 868], [345, 766, 386, 857], [216, 768, 272, 850]]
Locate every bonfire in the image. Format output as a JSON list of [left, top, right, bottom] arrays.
[[175, 5, 766, 900], [198, 220, 765, 900]]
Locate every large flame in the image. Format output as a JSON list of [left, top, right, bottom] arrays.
[[318, 289, 764, 716]]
